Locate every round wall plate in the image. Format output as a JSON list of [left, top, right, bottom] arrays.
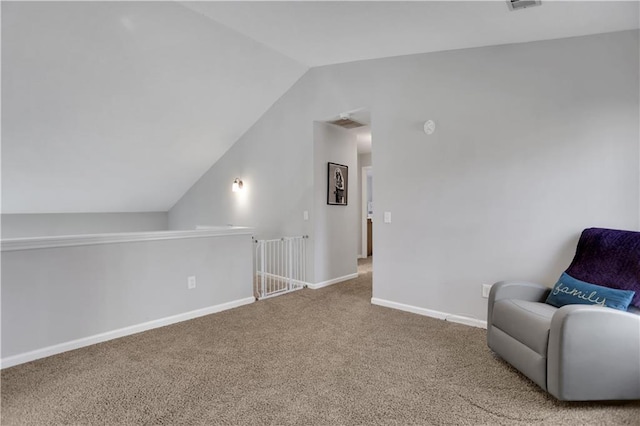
[[424, 120, 436, 135]]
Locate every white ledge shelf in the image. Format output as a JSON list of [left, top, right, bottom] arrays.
[[1, 227, 253, 252]]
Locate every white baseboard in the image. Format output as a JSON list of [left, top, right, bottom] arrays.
[[308, 273, 359, 290], [370, 298, 487, 329], [357, 254, 367, 259], [1, 297, 255, 369]]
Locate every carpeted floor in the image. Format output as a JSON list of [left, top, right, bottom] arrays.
[[2, 257, 639, 425]]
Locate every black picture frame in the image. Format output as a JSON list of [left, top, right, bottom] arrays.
[[327, 162, 348, 205]]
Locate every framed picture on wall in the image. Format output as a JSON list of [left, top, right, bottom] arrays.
[[327, 162, 348, 205]]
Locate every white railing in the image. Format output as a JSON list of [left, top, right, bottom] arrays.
[[254, 235, 308, 299]]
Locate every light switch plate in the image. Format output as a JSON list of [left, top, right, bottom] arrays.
[[303, 210, 309, 221], [384, 212, 392, 223]]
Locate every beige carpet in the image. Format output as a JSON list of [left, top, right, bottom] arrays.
[[2, 258, 639, 425]]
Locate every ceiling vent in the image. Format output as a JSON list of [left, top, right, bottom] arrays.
[[507, 0, 541, 11], [327, 113, 365, 129]]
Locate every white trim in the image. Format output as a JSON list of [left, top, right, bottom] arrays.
[[0, 297, 255, 369], [1, 227, 253, 252], [357, 254, 367, 259], [308, 273, 358, 289], [370, 298, 487, 329]]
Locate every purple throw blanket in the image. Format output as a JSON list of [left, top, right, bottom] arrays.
[[565, 228, 640, 308]]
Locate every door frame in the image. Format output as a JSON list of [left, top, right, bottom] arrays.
[[361, 166, 372, 258]]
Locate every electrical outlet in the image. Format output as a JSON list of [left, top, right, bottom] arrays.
[[188, 276, 196, 290], [482, 284, 492, 298]]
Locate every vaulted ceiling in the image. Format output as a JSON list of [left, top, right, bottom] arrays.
[[182, 1, 640, 67], [2, 1, 638, 213]]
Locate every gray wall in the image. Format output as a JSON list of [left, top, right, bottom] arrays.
[[1, 212, 168, 238], [1, 233, 253, 359], [313, 122, 358, 283], [371, 31, 638, 321], [169, 30, 640, 321]]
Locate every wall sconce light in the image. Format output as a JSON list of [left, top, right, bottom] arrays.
[[232, 178, 244, 192]]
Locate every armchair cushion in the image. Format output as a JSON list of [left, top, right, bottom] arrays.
[[545, 272, 635, 311]]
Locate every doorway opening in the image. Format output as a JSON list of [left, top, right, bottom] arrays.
[[313, 107, 372, 286], [355, 115, 372, 280], [361, 165, 373, 259]]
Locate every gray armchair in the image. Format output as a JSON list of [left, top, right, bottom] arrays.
[[487, 228, 640, 401]]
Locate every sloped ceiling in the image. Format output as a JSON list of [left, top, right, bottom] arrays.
[[181, 1, 639, 67], [2, 1, 638, 214], [1, 1, 307, 213]]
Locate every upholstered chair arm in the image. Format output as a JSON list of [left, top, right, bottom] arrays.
[[547, 305, 640, 401], [487, 281, 550, 330], [489, 281, 550, 303]]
